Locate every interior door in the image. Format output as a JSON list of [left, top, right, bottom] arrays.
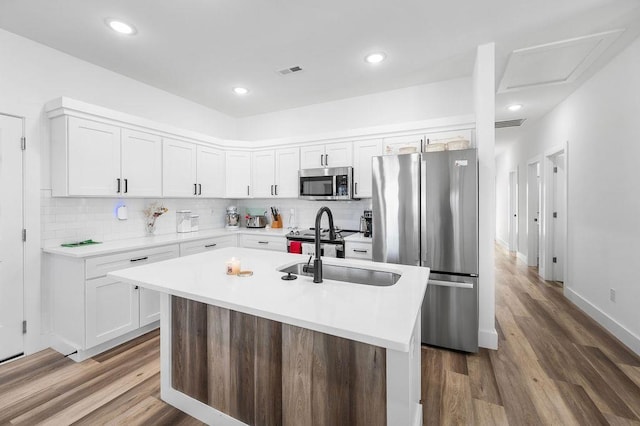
[[0, 114, 24, 362], [121, 129, 162, 196], [552, 154, 566, 282]]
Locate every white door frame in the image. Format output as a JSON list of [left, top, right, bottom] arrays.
[[540, 142, 568, 282], [0, 112, 26, 363], [508, 168, 519, 253], [527, 156, 542, 268]]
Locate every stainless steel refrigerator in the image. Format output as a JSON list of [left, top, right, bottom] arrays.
[[372, 149, 478, 352]]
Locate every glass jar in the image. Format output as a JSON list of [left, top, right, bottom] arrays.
[[176, 210, 192, 233]]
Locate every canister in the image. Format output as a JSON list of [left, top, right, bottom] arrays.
[[176, 210, 192, 233], [190, 214, 200, 232]]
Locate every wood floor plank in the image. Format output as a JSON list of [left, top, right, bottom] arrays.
[[467, 348, 503, 406], [422, 347, 443, 426], [32, 357, 161, 426], [603, 413, 640, 426], [471, 398, 508, 426], [577, 345, 640, 419], [553, 380, 609, 426], [619, 364, 640, 389], [440, 370, 474, 425]]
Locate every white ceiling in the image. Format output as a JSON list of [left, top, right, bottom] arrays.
[[1, 0, 639, 148]]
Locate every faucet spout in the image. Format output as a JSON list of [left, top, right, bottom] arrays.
[[313, 206, 335, 283]]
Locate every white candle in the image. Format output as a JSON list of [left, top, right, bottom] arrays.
[[227, 257, 241, 275]]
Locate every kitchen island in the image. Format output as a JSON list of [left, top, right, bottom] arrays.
[[108, 247, 428, 426]]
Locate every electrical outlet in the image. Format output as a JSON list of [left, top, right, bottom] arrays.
[[610, 288, 616, 302]]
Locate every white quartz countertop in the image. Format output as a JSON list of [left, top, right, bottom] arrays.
[[42, 228, 290, 258], [343, 233, 373, 243], [108, 247, 428, 352]]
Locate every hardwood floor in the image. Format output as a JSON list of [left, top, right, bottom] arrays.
[[2, 245, 639, 425], [422, 245, 640, 425]]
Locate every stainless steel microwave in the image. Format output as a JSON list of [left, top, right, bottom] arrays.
[[299, 167, 354, 200]]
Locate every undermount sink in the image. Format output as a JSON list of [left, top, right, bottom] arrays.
[[278, 262, 400, 286]]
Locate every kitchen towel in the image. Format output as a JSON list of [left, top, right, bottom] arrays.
[[289, 241, 302, 254], [323, 245, 337, 258], [302, 243, 315, 256]]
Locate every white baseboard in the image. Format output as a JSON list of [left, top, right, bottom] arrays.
[[496, 238, 509, 250], [516, 251, 528, 264], [479, 328, 498, 350], [565, 287, 640, 356]]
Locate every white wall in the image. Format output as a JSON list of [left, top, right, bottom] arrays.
[[495, 35, 640, 354], [0, 28, 237, 354], [237, 77, 473, 141], [474, 43, 498, 350]]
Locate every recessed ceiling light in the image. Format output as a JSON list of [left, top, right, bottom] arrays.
[[105, 18, 137, 35], [365, 52, 386, 64], [508, 104, 523, 112], [233, 87, 249, 95]]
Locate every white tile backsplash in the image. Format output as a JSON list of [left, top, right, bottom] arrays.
[[237, 198, 372, 231], [40, 191, 372, 247], [40, 190, 231, 246]]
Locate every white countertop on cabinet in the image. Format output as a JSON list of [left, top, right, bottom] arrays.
[[343, 233, 373, 243], [108, 247, 428, 352], [42, 228, 290, 258]]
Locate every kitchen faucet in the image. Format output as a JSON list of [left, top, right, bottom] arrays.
[[313, 206, 335, 283]]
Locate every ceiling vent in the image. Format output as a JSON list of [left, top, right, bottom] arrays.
[[495, 119, 526, 129], [278, 65, 304, 76], [498, 29, 624, 93]]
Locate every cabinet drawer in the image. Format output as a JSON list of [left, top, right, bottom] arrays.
[[239, 234, 287, 252], [345, 242, 373, 260], [179, 235, 237, 256], [86, 245, 179, 279]]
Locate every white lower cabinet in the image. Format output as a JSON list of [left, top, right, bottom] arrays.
[[179, 234, 237, 256], [239, 234, 287, 252], [46, 244, 179, 361], [86, 276, 140, 348], [345, 241, 373, 260]]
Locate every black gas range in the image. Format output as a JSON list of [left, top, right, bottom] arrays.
[[286, 228, 358, 258]]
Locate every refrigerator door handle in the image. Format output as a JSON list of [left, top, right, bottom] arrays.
[[428, 279, 474, 289], [420, 156, 428, 262]]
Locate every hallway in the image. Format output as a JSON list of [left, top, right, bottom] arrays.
[[423, 245, 640, 425]]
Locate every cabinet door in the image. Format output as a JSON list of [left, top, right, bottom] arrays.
[[275, 147, 300, 198], [68, 117, 121, 196], [197, 145, 225, 198], [225, 151, 252, 198], [139, 288, 160, 327], [86, 276, 139, 348], [179, 235, 238, 256], [121, 129, 162, 197], [300, 145, 324, 169], [252, 150, 276, 198], [163, 138, 197, 197], [324, 142, 353, 167], [353, 139, 382, 198], [382, 134, 423, 155]]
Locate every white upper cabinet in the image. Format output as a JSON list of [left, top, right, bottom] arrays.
[[274, 147, 299, 198], [162, 138, 197, 197], [65, 117, 121, 196], [353, 139, 382, 198], [382, 134, 423, 155], [121, 129, 162, 197], [196, 145, 225, 198], [300, 142, 352, 169], [59, 117, 161, 197], [251, 150, 276, 198], [225, 151, 252, 198], [163, 139, 224, 198]]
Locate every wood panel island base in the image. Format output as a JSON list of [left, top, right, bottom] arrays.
[[108, 247, 427, 425], [170, 296, 387, 425]]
